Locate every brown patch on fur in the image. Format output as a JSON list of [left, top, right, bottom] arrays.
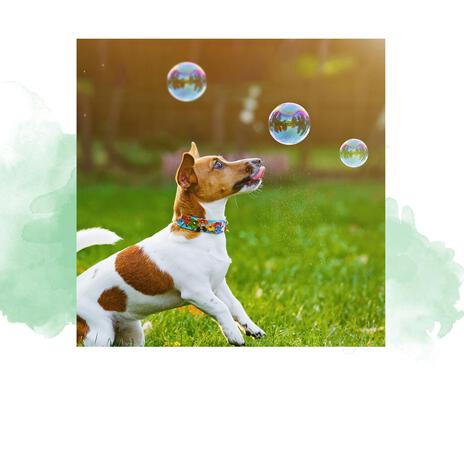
[[171, 188, 206, 239], [77, 315, 89, 345], [98, 286, 128, 312], [173, 188, 205, 218], [115, 246, 174, 295]]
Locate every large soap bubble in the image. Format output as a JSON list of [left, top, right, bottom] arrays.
[[268, 102, 310, 145], [167, 62, 207, 102]]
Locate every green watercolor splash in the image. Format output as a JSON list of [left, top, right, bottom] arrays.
[[0, 82, 75, 336], [386, 198, 464, 345]]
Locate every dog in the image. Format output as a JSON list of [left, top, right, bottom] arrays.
[[77, 142, 266, 346]]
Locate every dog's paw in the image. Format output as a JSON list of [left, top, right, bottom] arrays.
[[224, 327, 246, 346], [242, 321, 266, 339]]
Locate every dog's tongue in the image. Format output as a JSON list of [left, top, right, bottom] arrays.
[[251, 166, 266, 180]]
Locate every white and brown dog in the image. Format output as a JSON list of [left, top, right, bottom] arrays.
[[77, 142, 266, 346]]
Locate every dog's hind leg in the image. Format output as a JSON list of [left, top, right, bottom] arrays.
[[215, 280, 266, 339], [114, 320, 145, 347], [79, 315, 115, 347]]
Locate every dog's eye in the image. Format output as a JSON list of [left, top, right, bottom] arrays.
[[213, 160, 224, 170]]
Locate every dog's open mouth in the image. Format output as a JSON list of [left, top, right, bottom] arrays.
[[233, 166, 266, 190]]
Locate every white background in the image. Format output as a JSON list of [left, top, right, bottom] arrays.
[[1, 1, 463, 463]]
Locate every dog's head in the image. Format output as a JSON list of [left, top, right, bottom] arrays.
[[175, 142, 265, 202]]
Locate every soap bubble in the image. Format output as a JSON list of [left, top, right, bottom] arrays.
[[268, 102, 310, 145], [167, 62, 207, 102], [339, 138, 368, 168]]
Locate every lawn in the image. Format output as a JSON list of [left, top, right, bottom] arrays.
[[77, 179, 385, 346]]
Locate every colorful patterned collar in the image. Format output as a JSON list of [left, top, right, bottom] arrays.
[[175, 215, 228, 234]]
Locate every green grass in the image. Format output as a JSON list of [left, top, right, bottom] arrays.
[[78, 180, 385, 346]]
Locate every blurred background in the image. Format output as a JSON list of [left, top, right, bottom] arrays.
[[77, 39, 385, 347], [77, 39, 384, 181]]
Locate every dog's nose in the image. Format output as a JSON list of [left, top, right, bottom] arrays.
[[246, 158, 263, 174]]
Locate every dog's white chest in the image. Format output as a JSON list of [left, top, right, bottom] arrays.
[[175, 232, 231, 288], [203, 246, 232, 287]]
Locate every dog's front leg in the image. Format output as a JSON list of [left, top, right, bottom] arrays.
[[215, 280, 266, 339], [181, 289, 245, 346]]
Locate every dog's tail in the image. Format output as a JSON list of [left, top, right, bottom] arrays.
[[77, 227, 122, 252]]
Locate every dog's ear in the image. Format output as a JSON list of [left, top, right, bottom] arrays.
[[176, 152, 198, 190], [189, 141, 200, 159]]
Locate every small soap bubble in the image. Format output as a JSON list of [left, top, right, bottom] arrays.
[[167, 61, 207, 102], [339, 138, 368, 168], [268, 102, 310, 145]]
